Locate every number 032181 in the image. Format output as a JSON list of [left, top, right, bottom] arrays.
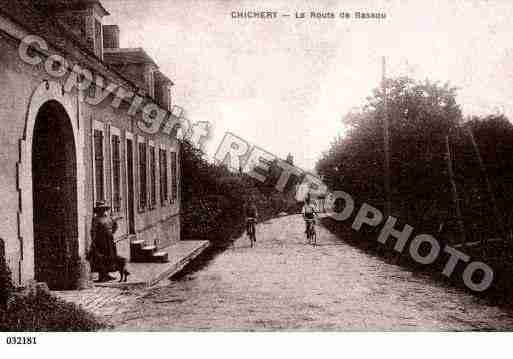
[[6, 336, 37, 344]]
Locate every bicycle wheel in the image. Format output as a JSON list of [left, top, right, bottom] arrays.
[[250, 224, 255, 247], [307, 223, 313, 244]]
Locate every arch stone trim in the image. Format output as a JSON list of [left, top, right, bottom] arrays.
[[17, 80, 85, 285]]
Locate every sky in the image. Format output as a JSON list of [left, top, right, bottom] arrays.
[[102, 0, 513, 170]]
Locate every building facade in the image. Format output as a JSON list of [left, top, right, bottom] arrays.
[[0, 0, 182, 289]]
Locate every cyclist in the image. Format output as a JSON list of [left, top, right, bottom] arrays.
[[245, 198, 258, 242], [302, 195, 318, 235]]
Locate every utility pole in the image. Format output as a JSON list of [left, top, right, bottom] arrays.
[[382, 56, 391, 218], [445, 135, 466, 246]]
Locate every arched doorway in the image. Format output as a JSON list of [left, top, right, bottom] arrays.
[[32, 100, 78, 290]]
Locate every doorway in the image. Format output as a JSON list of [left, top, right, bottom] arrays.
[[32, 101, 78, 290]]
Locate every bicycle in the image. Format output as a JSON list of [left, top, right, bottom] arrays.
[[246, 217, 256, 247], [305, 218, 317, 246]]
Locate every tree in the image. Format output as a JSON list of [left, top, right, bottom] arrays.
[[317, 76, 462, 229]]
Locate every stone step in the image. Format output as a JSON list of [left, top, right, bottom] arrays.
[[152, 251, 169, 263], [130, 240, 169, 263], [95, 240, 210, 288], [129, 239, 147, 262]]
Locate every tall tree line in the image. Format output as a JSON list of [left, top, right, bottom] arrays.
[[316, 76, 513, 244]]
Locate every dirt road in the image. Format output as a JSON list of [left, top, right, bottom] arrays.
[[110, 215, 513, 330]]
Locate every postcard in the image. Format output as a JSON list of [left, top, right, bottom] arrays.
[[1, 1, 513, 356]]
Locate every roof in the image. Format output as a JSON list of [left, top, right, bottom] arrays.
[[37, 0, 110, 16], [0, 1, 175, 102], [104, 48, 157, 66], [0, 0, 138, 91]]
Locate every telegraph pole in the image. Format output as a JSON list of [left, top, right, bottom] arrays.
[[445, 135, 466, 246], [382, 56, 391, 218]]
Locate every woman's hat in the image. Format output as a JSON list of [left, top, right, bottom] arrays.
[[93, 200, 110, 212]]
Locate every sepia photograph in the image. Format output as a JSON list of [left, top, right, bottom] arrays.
[[2, 0, 513, 352]]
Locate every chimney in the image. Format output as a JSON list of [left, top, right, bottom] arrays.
[[103, 24, 120, 49]]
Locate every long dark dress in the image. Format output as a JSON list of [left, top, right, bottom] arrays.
[[88, 215, 120, 274]]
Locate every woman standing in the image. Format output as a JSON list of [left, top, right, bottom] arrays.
[[88, 201, 129, 282]]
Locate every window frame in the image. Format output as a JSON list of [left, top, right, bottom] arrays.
[[92, 120, 106, 203], [110, 126, 122, 214], [170, 149, 177, 204], [125, 131, 134, 219], [159, 144, 168, 206], [149, 140, 157, 210], [94, 18, 103, 59], [137, 136, 148, 212], [148, 67, 155, 98]]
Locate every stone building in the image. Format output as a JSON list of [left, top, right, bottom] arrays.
[[0, 0, 183, 289]]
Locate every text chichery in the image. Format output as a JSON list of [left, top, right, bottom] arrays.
[[231, 11, 387, 19]]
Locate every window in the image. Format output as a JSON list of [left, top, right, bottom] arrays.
[[94, 19, 103, 58], [78, 15, 87, 37], [111, 132, 121, 212], [93, 128, 105, 201], [88, 82, 96, 99], [138, 141, 147, 210], [159, 148, 168, 205], [170, 151, 177, 203], [149, 145, 156, 208]]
